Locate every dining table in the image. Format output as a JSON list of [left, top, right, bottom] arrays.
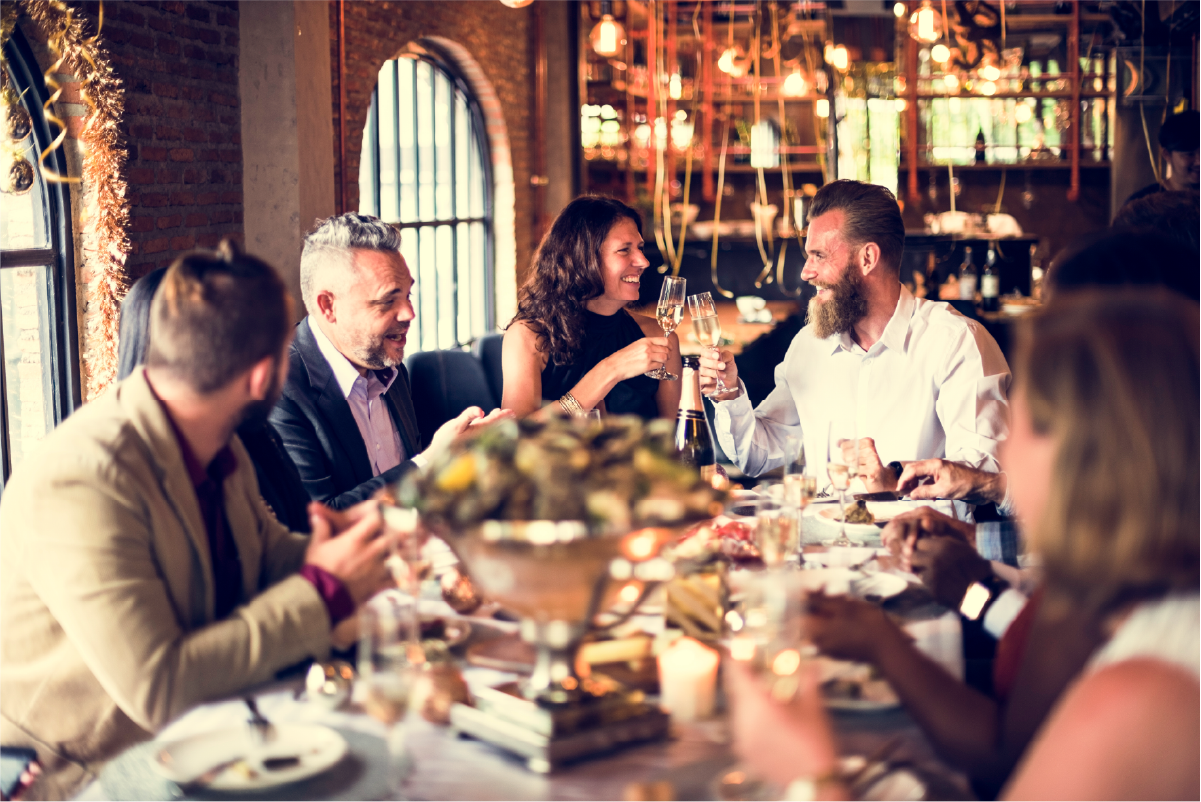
[[78, 498, 974, 802]]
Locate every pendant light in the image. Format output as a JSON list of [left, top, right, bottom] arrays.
[[590, 1, 626, 58]]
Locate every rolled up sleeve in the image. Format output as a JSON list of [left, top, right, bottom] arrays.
[[936, 322, 1010, 472]]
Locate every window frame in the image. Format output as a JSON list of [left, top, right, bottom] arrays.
[[360, 48, 495, 352], [1, 27, 81, 489]]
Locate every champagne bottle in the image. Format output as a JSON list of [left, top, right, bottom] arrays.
[[981, 245, 1000, 312], [974, 128, 987, 163], [675, 356, 717, 481], [958, 246, 977, 302]]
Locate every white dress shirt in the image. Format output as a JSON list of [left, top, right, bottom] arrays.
[[713, 285, 1010, 480], [311, 320, 407, 476]]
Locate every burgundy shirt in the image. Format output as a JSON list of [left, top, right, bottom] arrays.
[[152, 381, 353, 626]]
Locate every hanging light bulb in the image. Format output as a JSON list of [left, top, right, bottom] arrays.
[[718, 47, 747, 78], [832, 45, 849, 72], [908, 0, 942, 45], [815, 98, 830, 118], [498, 0, 534, 7], [823, 42, 836, 65], [782, 68, 807, 97], [893, 2, 906, 18], [930, 44, 950, 64], [590, 2, 626, 58], [668, 72, 682, 100]]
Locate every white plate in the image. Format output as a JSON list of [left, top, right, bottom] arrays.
[[817, 501, 906, 525], [152, 723, 347, 791], [816, 657, 901, 712], [795, 568, 909, 600]]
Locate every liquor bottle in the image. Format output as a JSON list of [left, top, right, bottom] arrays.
[[958, 246, 977, 302], [981, 245, 1000, 312], [974, 128, 987, 163], [675, 355, 717, 481]]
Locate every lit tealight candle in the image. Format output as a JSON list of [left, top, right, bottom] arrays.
[[657, 637, 719, 723]]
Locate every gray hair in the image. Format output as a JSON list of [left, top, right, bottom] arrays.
[[299, 213, 404, 315]]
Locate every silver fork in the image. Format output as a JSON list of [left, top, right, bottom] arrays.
[[244, 697, 275, 743]]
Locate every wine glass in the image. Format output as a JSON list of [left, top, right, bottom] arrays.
[[646, 276, 685, 380], [380, 505, 429, 648], [687, 292, 727, 393], [782, 437, 816, 546], [360, 598, 423, 798], [825, 421, 859, 547]]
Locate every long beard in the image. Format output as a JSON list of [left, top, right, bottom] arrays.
[[808, 262, 869, 339]]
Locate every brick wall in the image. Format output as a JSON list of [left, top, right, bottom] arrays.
[[328, 0, 537, 289], [101, 0, 243, 284]]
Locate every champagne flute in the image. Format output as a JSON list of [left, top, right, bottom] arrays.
[[646, 276, 685, 380], [782, 437, 816, 546], [825, 421, 859, 547], [380, 505, 428, 648], [360, 599, 423, 798], [687, 291, 727, 393]]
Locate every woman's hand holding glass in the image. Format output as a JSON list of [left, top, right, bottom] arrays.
[[603, 335, 671, 382]]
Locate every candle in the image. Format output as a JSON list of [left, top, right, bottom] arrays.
[[657, 636, 719, 722]]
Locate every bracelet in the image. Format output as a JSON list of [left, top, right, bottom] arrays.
[[558, 392, 584, 416]]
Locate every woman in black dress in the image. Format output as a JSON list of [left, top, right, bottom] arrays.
[[503, 196, 682, 419]]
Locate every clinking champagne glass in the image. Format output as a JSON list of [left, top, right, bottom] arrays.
[[646, 276, 685, 381], [360, 599, 422, 798], [687, 291, 727, 394], [825, 421, 859, 547]]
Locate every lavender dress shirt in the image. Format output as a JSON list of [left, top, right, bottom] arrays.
[[310, 321, 407, 476]]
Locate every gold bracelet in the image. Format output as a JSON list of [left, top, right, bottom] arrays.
[[558, 392, 583, 416]]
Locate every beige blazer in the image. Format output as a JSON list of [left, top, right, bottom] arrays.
[[0, 371, 332, 799]]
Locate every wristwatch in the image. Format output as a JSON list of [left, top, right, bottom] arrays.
[[959, 573, 1010, 621]]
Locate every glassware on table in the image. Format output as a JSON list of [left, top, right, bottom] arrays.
[[647, 276, 686, 380], [782, 436, 816, 509], [380, 505, 428, 648], [687, 291, 727, 393], [726, 570, 809, 702], [825, 421, 859, 547], [755, 505, 800, 568], [359, 599, 423, 798]]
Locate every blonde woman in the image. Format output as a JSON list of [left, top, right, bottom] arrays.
[[727, 289, 1199, 801]]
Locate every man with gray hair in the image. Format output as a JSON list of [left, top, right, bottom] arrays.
[[271, 213, 500, 509]]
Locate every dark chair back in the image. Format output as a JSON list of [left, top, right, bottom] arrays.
[[404, 349, 498, 448], [474, 331, 505, 408]]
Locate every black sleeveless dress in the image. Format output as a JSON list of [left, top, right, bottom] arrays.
[[540, 308, 661, 419]]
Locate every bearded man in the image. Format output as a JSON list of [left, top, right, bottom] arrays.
[[271, 214, 505, 509], [699, 180, 1010, 481]]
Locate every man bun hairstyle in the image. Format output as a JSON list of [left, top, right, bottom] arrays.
[[146, 240, 292, 394], [807, 180, 905, 273]]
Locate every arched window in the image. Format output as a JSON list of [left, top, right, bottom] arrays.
[[0, 27, 79, 488], [359, 50, 493, 353]]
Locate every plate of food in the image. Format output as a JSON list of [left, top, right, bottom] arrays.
[[816, 500, 909, 526], [815, 657, 900, 712], [152, 723, 347, 791]]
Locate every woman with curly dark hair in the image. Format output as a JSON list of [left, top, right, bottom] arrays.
[[502, 196, 682, 419]]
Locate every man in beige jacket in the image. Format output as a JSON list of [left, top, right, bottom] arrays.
[[0, 244, 394, 799]]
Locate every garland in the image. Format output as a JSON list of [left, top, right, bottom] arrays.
[[1, 1, 128, 397]]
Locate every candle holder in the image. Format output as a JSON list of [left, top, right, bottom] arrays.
[[432, 520, 685, 773]]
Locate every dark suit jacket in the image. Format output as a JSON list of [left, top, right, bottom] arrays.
[[270, 317, 423, 510]]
